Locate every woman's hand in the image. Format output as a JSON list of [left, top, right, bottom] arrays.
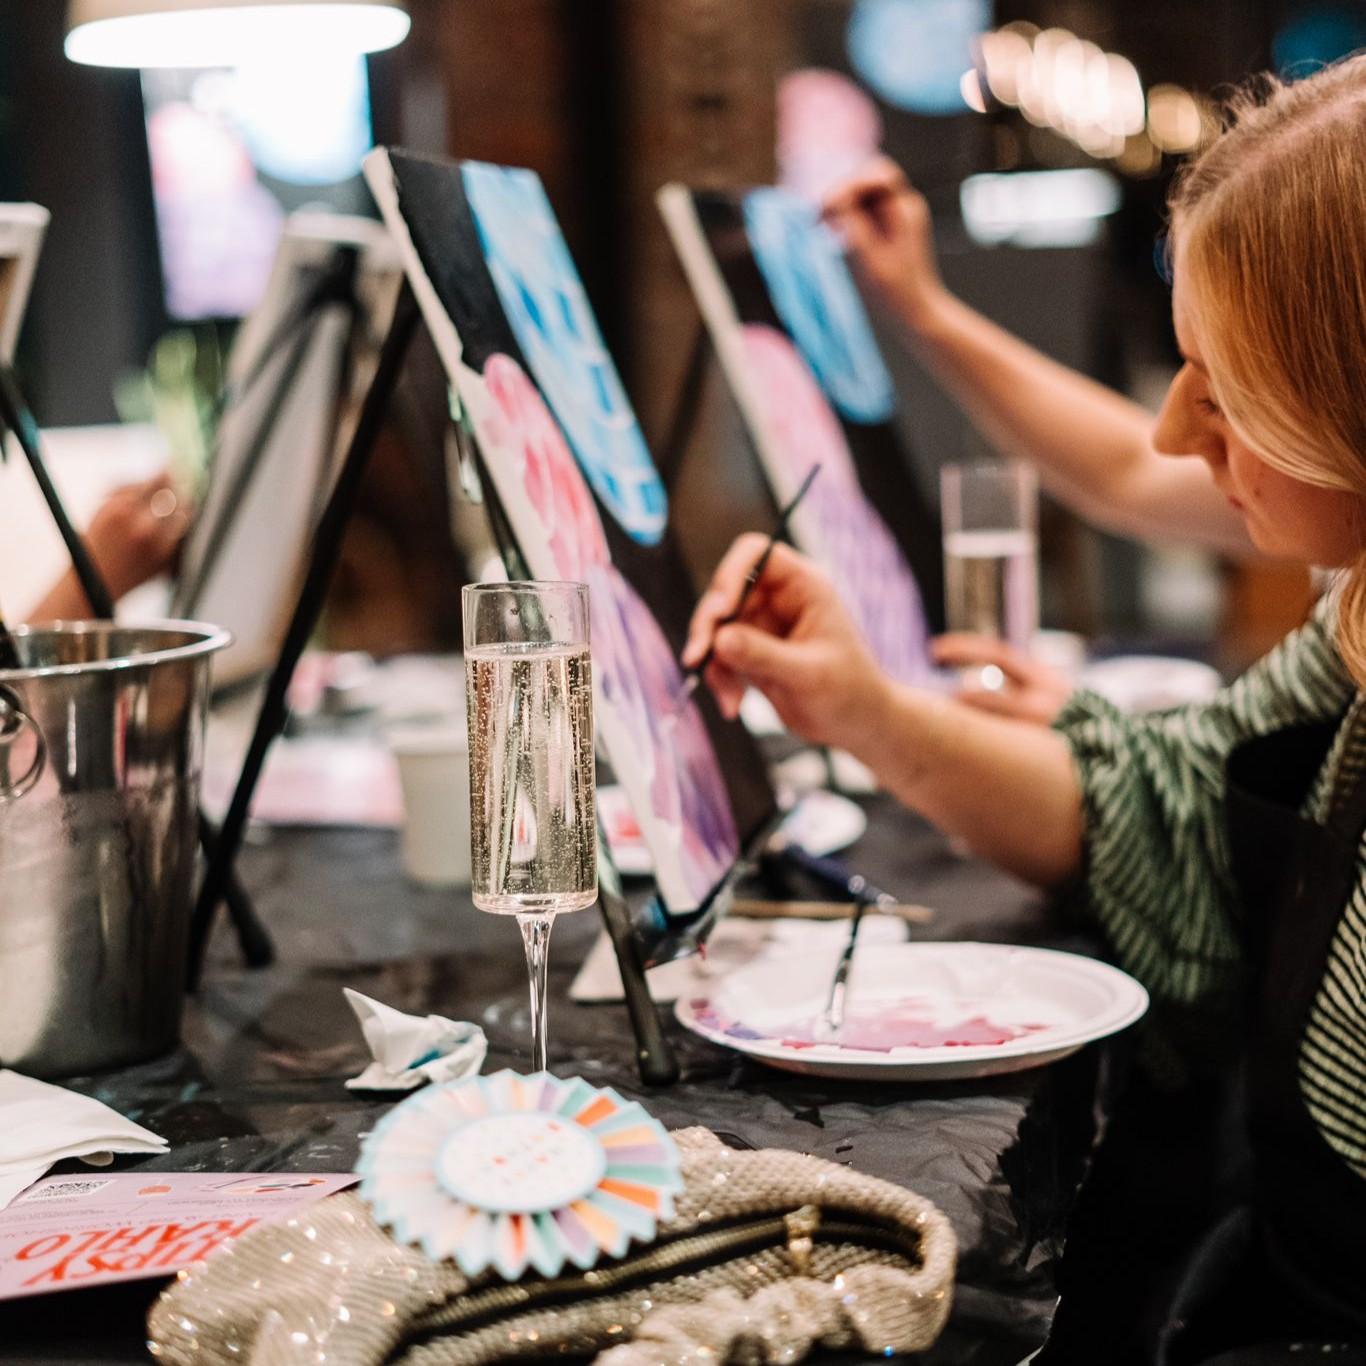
[[823, 157, 949, 334], [683, 536, 895, 755], [30, 473, 190, 621], [86, 474, 189, 599], [931, 633, 1074, 726]]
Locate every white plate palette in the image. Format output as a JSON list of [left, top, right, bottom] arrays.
[[676, 942, 1149, 1081]]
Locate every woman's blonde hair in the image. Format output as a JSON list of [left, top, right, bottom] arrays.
[[1169, 55, 1366, 680]]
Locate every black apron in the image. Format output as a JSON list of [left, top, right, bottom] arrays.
[[1040, 719, 1366, 1365]]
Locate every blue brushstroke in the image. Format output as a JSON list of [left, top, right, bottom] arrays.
[[462, 162, 668, 544], [743, 187, 896, 425], [846, 0, 991, 117]]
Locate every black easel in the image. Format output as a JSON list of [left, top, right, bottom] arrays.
[[187, 282, 422, 985], [0, 363, 272, 967]]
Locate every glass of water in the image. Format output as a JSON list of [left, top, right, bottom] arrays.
[[940, 462, 1039, 656], [463, 582, 597, 1071]]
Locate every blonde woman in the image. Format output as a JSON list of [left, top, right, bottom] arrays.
[[687, 59, 1366, 1363]]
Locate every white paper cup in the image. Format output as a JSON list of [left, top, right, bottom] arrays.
[[1079, 655, 1223, 714], [388, 725, 472, 888], [1031, 629, 1088, 684]]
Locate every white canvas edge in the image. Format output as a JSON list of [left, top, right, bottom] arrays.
[[172, 211, 398, 670], [0, 203, 51, 364]]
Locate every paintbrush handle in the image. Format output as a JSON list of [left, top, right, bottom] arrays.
[[730, 898, 933, 924], [821, 898, 870, 1036], [679, 463, 822, 692]]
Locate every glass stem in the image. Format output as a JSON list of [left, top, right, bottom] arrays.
[[517, 912, 555, 1072]]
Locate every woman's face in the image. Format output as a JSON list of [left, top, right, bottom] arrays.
[[1153, 265, 1364, 566]]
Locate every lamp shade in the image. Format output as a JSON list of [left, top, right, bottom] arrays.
[[65, 0, 411, 68]]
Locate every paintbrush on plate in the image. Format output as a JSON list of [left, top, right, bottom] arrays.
[[819, 895, 872, 1040], [763, 840, 905, 1040], [674, 463, 821, 710]]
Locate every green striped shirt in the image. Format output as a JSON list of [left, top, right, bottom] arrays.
[[1055, 594, 1366, 1178]]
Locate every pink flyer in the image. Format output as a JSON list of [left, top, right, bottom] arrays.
[[0, 1171, 357, 1300]]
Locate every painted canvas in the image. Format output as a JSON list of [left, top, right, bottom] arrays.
[[364, 150, 774, 939], [658, 183, 945, 682], [0, 205, 49, 365], [173, 213, 401, 685]]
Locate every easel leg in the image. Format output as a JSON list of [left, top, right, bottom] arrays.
[[597, 881, 681, 1087], [654, 325, 710, 494], [187, 285, 422, 987], [0, 365, 271, 967]]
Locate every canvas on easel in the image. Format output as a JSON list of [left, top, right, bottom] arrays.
[[659, 183, 944, 682], [173, 212, 402, 685], [364, 149, 776, 966]]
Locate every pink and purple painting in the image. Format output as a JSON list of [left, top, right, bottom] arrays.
[[741, 324, 929, 683], [658, 184, 946, 657], [368, 147, 773, 925]]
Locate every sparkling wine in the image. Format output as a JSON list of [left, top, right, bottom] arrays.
[[943, 528, 1039, 651], [466, 641, 597, 916]]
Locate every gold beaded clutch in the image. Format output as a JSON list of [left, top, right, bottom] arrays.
[[147, 1128, 956, 1366]]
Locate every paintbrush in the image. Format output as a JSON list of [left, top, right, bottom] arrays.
[[819, 895, 871, 1040], [675, 463, 821, 709], [729, 897, 933, 924]]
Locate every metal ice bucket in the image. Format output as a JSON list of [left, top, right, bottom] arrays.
[[0, 621, 229, 1077]]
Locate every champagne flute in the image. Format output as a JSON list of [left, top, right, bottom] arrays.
[[463, 582, 597, 1071], [940, 461, 1039, 662]]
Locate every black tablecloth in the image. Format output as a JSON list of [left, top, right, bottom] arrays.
[[1, 798, 1108, 1364]]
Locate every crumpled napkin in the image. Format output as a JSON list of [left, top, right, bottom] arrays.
[[343, 989, 488, 1092], [0, 1069, 169, 1210]]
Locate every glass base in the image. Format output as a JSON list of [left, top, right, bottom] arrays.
[[473, 890, 598, 916]]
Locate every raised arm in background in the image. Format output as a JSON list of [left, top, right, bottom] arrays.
[[823, 158, 1252, 557]]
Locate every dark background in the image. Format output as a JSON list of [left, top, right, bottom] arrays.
[[2, 0, 1359, 652]]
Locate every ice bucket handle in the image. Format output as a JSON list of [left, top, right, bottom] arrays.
[[0, 685, 46, 801]]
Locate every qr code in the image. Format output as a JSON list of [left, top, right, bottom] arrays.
[[20, 1179, 114, 1201]]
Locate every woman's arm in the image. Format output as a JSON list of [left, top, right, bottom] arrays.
[[824, 160, 1252, 555], [684, 535, 1085, 887]]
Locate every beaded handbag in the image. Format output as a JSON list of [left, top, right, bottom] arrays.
[[147, 1128, 956, 1366]]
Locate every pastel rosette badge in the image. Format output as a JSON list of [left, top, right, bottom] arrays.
[[359, 1071, 682, 1281]]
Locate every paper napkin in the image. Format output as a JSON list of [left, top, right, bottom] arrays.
[[0, 1070, 169, 1210], [343, 989, 488, 1092]]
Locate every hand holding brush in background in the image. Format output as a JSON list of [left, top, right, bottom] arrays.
[[27, 474, 190, 622]]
